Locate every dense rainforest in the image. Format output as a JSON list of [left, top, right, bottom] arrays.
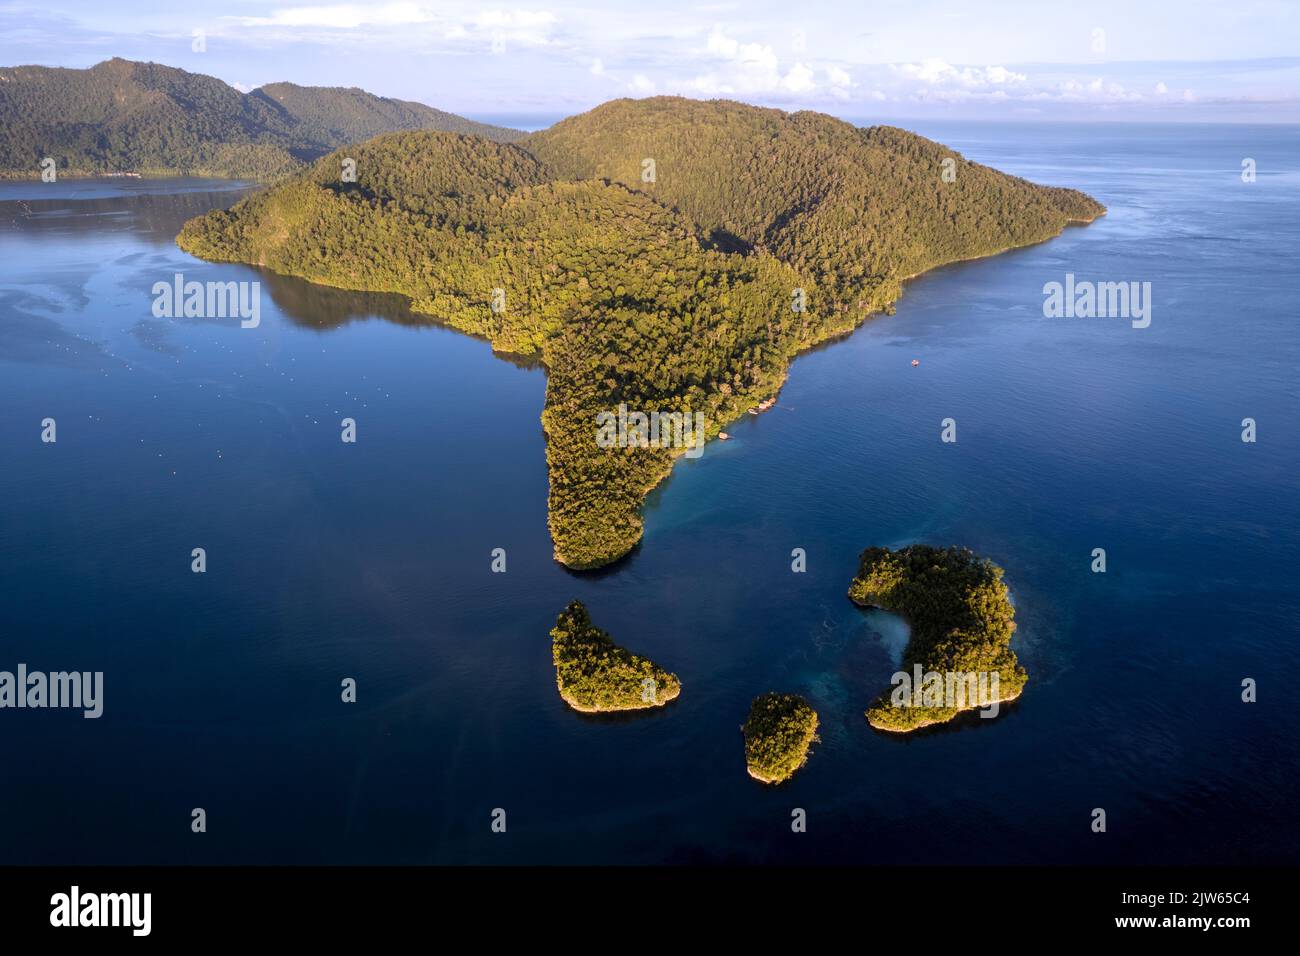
[[0, 58, 522, 180], [525, 97, 1104, 311], [549, 601, 681, 712], [743, 693, 819, 784], [848, 545, 1027, 731], [176, 96, 1105, 567]]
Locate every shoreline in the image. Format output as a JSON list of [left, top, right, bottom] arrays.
[[1, 169, 272, 183], [568, 206, 1108, 569], [897, 209, 1106, 284], [865, 685, 1024, 733], [557, 681, 681, 713]]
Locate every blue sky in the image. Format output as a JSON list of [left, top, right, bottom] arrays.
[[2, 0, 1298, 122]]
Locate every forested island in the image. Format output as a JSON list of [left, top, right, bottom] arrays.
[[177, 96, 1104, 567], [743, 693, 819, 784], [848, 545, 1027, 731], [0, 58, 521, 180], [550, 601, 681, 712]]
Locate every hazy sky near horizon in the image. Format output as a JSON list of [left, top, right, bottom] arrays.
[[2, 0, 1298, 122]]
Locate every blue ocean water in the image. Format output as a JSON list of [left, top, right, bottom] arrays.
[[1, 124, 1297, 864]]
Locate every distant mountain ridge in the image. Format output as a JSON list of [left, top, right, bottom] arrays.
[[0, 58, 522, 180], [248, 82, 522, 149]]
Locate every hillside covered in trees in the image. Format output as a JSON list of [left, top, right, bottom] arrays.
[[177, 97, 1104, 567], [848, 545, 1027, 731], [249, 82, 521, 148], [0, 58, 522, 180], [526, 97, 1104, 312]]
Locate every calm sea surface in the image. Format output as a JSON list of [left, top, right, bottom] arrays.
[[2, 123, 1298, 864]]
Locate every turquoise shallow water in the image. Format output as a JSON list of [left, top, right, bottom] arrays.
[[1, 123, 1298, 864]]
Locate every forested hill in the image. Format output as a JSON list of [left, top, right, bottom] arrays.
[[250, 82, 522, 149], [0, 58, 523, 180], [177, 101, 1104, 568], [526, 97, 1104, 310]]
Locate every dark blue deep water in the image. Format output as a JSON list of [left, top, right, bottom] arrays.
[[2, 124, 1298, 864]]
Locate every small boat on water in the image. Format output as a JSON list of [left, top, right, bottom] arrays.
[[718, 432, 730, 440], [911, 359, 920, 367]]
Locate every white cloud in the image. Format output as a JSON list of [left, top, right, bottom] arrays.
[[471, 9, 558, 46], [64, 2, 1284, 117], [686, 24, 851, 101], [704, 23, 778, 72], [234, 3, 434, 29], [1022, 77, 1142, 104], [893, 58, 1026, 90], [781, 62, 816, 94], [229, 4, 560, 49], [826, 65, 852, 99]]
